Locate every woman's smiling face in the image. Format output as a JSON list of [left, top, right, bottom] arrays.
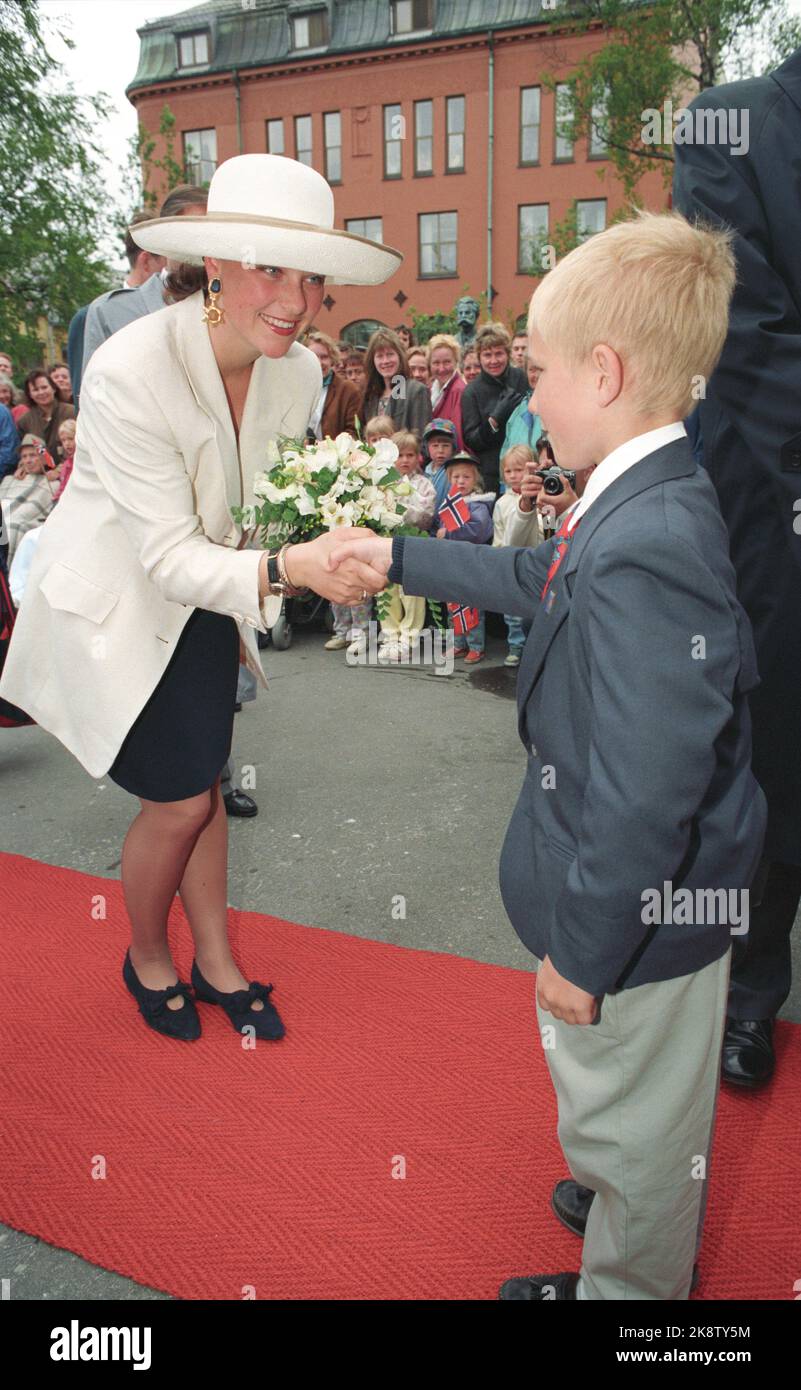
[[30, 374, 55, 408], [204, 257, 325, 359]]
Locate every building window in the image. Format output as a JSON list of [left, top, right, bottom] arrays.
[[589, 86, 609, 157], [576, 199, 606, 241], [520, 86, 541, 165], [266, 119, 284, 155], [518, 204, 549, 272], [391, 0, 433, 35], [292, 9, 329, 49], [414, 100, 433, 176], [177, 30, 209, 68], [554, 83, 575, 161], [183, 128, 217, 184], [295, 114, 313, 166], [341, 319, 388, 349], [419, 211, 457, 278], [324, 111, 342, 182], [346, 218, 383, 242], [445, 95, 465, 172], [384, 103, 403, 178]]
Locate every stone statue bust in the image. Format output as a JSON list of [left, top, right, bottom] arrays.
[[455, 296, 480, 349]]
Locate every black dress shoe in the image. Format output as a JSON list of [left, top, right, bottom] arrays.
[[499, 1271, 579, 1301], [551, 1180, 700, 1292], [223, 788, 258, 817], [122, 949, 201, 1042], [721, 1017, 775, 1088], [552, 1178, 595, 1236], [191, 960, 285, 1040]]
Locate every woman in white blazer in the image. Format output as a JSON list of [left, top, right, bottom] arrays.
[[0, 155, 401, 1042]]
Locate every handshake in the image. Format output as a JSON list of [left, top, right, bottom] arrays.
[[280, 528, 396, 606]]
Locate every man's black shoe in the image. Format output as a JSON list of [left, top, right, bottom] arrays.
[[552, 1178, 595, 1236], [551, 1180, 700, 1292], [234, 702, 242, 712], [224, 788, 258, 817], [499, 1271, 578, 1301], [721, 1017, 775, 1088]]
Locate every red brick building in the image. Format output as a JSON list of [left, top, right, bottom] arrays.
[[127, 0, 668, 344]]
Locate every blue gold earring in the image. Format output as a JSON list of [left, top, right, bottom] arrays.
[[203, 277, 224, 326]]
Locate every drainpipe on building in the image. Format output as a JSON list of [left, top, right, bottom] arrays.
[[486, 29, 495, 313], [233, 68, 243, 153]]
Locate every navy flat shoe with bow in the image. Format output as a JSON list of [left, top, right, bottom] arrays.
[[191, 960, 285, 1040], [123, 949, 201, 1042]]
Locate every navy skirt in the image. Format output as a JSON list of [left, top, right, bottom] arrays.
[[108, 608, 240, 802]]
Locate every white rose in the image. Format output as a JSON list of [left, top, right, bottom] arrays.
[[379, 510, 404, 529], [372, 438, 399, 465]]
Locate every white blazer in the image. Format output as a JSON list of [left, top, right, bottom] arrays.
[[0, 291, 321, 778]]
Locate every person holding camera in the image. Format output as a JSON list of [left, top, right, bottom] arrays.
[[506, 434, 596, 547], [461, 323, 527, 494]]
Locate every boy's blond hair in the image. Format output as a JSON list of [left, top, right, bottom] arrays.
[[427, 333, 462, 363], [392, 430, 421, 457], [502, 444, 535, 475], [365, 414, 395, 439], [58, 419, 77, 436], [528, 210, 736, 418]]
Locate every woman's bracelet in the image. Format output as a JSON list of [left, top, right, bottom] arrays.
[[277, 543, 310, 597]]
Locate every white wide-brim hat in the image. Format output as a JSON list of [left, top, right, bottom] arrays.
[[131, 154, 402, 287]]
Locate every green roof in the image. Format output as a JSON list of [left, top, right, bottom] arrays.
[[128, 0, 550, 94]]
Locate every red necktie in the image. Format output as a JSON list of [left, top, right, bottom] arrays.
[[541, 509, 581, 601]]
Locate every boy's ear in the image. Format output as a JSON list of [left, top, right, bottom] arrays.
[[592, 342, 624, 407]]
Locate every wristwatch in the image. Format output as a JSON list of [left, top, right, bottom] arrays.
[[265, 544, 310, 598]]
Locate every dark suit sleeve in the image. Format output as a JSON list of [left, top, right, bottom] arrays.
[[673, 95, 801, 528], [391, 532, 553, 619], [547, 534, 742, 996]]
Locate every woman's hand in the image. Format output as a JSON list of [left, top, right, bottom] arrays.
[[436, 526, 447, 539], [284, 528, 389, 603]]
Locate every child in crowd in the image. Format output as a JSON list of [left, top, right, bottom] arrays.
[[377, 431, 436, 661], [492, 444, 545, 667], [436, 452, 495, 664], [423, 417, 457, 515], [55, 418, 77, 499], [326, 415, 397, 653], [364, 415, 395, 446]]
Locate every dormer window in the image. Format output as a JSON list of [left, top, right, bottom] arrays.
[[292, 9, 329, 50], [177, 30, 209, 68], [391, 0, 433, 36]]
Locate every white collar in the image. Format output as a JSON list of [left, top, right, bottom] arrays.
[[568, 422, 686, 530]]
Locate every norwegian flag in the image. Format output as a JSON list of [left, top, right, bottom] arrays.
[[438, 488, 471, 533], [448, 601, 480, 635]]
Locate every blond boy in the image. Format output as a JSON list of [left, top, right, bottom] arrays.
[[330, 212, 767, 1299]]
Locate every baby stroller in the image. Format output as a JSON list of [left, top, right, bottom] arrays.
[[258, 590, 334, 650]]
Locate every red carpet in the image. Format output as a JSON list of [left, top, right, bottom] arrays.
[[1, 851, 798, 1301]]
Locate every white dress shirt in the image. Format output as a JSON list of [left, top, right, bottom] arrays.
[[567, 421, 687, 531]]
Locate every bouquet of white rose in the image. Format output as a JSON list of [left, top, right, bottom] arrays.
[[232, 431, 441, 623]]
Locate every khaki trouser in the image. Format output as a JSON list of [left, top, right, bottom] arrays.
[[535, 948, 731, 1300], [379, 583, 427, 641]]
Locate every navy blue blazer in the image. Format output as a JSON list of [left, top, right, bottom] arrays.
[[388, 438, 767, 996]]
